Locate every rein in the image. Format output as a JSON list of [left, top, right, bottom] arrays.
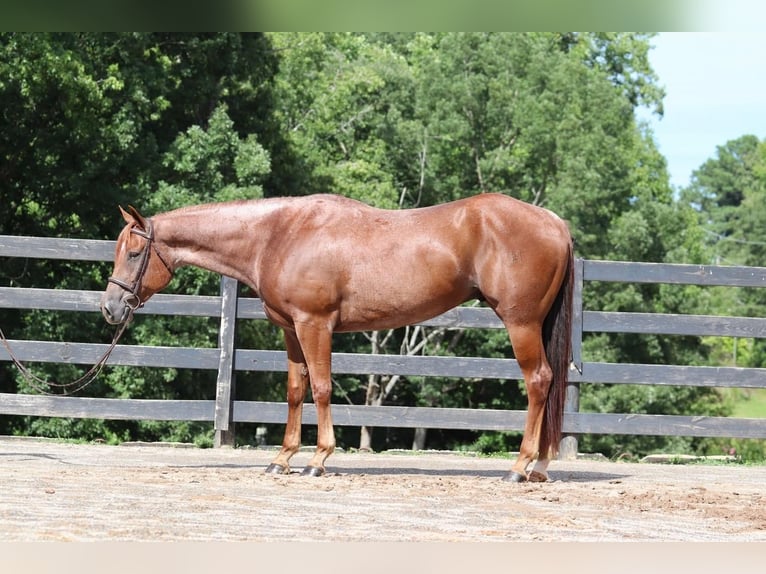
[[0, 321, 129, 395], [1, 219, 169, 396]]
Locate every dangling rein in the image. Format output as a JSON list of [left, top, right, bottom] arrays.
[[0, 318, 130, 396]]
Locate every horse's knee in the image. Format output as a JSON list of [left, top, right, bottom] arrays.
[[310, 382, 332, 406], [286, 372, 308, 406], [286, 385, 305, 407]]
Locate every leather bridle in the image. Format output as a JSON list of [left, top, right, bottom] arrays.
[[0, 218, 173, 395], [107, 219, 172, 310]]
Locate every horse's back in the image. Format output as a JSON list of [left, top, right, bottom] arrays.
[[286, 192, 567, 241]]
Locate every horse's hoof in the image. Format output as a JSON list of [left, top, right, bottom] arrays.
[[265, 463, 288, 475], [528, 470, 549, 483], [301, 466, 325, 477], [502, 471, 527, 483]]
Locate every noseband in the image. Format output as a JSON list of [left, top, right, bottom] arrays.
[[107, 219, 172, 310]]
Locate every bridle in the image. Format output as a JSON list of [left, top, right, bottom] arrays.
[[107, 218, 173, 311], [0, 217, 174, 395]]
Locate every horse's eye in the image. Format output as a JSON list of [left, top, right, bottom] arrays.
[[127, 251, 140, 260]]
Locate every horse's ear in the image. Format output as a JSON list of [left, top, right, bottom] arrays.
[[119, 205, 148, 230], [118, 205, 133, 224]]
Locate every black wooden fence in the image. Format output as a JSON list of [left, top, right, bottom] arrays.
[[2, 234, 766, 456]]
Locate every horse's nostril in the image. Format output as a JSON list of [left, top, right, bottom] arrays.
[[101, 299, 123, 324]]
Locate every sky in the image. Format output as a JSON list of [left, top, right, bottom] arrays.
[[639, 32, 766, 190]]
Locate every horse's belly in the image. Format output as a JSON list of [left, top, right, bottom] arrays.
[[335, 281, 476, 332]]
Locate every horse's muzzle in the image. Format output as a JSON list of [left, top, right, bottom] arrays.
[[100, 296, 133, 325]]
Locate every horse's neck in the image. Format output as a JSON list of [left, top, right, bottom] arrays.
[[152, 202, 274, 285]]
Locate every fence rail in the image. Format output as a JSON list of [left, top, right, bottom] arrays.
[[2, 234, 766, 454]]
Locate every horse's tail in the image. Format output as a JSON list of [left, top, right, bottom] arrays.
[[539, 238, 574, 458]]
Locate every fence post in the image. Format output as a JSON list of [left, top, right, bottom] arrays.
[[214, 276, 239, 448], [559, 257, 584, 460]]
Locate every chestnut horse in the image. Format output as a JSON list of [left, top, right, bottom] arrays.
[[101, 193, 573, 482]]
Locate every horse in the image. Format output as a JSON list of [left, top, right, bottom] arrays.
[[101, 193, 574, 482]]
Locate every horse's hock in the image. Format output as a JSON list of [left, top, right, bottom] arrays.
[[1, 437, 764, 542]]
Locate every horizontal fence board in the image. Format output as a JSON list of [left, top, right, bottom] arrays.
[[0, 340, 220, 370], [232, 401, 529, 430], [135, 294, 223, 317], [242, 408, 766, 439], [414, 305, 503, 329], [0, 393, 213, 421], [235, 297, 502, 329], [236, 297, 268, 320], [584, 311, 766, 338], [234, 351, 766, 389], [0, 287, 223, 318], [584, 260, 766, 287], [5, 393, 760, 439], [0, 235, 115, 261], [580, 362, 766, 389], [234, 349, 523, 379], [0, 287, 102, 313], [565, 412, 766, 439]]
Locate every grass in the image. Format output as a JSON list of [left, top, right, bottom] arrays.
[[729, 388, 766, 418]]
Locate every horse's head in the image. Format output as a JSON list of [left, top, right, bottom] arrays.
[[100, 206, 174, 325]]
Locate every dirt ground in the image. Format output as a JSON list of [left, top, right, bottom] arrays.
[[1, 436, 764, 542]]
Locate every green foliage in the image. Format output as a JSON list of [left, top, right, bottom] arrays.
[[269, 32, 415, 207], [465, 431, 523, 455]]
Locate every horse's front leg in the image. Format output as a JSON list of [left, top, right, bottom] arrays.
[[265, 329, 309, 475], [294, 321, 336, 477]]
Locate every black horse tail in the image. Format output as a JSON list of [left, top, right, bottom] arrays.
[[539, 238, 574, 458]]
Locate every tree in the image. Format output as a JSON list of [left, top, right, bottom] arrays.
[[269, 32, 420, 207], [682, 135, 762, 265]]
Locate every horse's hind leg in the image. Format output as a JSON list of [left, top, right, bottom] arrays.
[[502, 321, 553, 483], [265, 329, 309, 475]]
